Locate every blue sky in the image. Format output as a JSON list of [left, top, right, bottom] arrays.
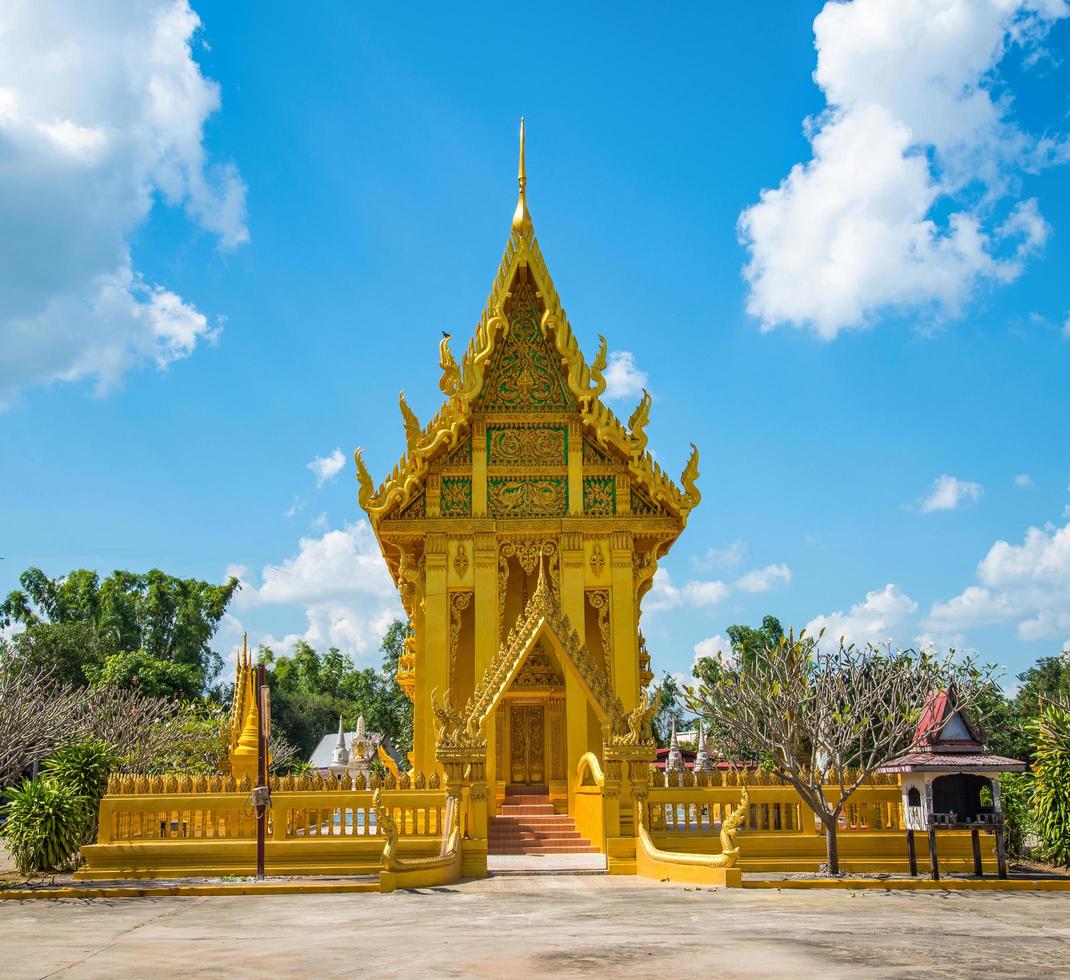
[[2, 1, 1069, 687]]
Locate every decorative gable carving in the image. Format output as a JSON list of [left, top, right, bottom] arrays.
[[475, 280, 577, 414]]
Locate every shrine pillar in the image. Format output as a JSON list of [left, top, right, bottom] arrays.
[[473, 530, 498, 798], [609, 531, 639, 713], [420, 533, 449, 773], [560, 532, 588, 809]]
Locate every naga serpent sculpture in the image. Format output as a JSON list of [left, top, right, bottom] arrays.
[[638, 784, 750, 869]]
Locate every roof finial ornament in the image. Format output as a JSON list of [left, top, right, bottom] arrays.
[[529, 550, 553, 612], [512, 116, 532, 235]]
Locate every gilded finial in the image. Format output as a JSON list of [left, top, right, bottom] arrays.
[[681, 442, 701, 512], [354, 447, 375, 510], [512, 117, 532, 235], [399, 390, 421, 453], [532, 551, 550, 605]]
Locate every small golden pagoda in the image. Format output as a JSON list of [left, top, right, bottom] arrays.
[[355, 120, 700, 816]]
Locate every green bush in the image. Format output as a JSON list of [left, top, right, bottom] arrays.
[[1031, 701, 1070, 866], [0, 778, 85, 874], [999, 772, 1034, 859], [41, 740, 117, 845]]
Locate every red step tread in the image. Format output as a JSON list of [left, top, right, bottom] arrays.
[[488, 791, 595, 855]]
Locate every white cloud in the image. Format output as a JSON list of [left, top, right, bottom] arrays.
[[307, 449, 345, 487], [806, 584, 918, 648], [284, 497, 304, 519], [927, 519, 1070, 641], [692, 634, 732, 671], [735, 563, 793, 594], [0, 1, 247, 405], [602, 351, 648, 400], [1014, 473, 1033, 488], [693, 540, 747, 571], [1062, 312, 1070, 338], [310, 512, 328, 532], [230, 521, 402, 659], [645, 560, 792, 614], [644, 569, 729, 613], [738, 0, 1066, 338], [919, 474, 983, 512]]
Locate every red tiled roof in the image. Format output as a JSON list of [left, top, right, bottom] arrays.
[[879, 749, 1025, 773], [913, 687, 982, 748]]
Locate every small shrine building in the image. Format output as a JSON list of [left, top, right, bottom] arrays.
[[354, 120, 700, 815]]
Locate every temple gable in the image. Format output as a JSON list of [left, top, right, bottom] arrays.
[[475, 279, 577, 415]]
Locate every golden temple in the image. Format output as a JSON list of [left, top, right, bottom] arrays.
[[75, 124, 1002, 889], [354, 119, 701, 818]]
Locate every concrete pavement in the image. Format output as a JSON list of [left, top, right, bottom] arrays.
[[2, 875, 1068, 978]]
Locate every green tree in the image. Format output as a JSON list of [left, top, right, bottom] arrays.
[[257, 621, 414, 761], [1030, 699, 1070, 866], [687, 631, 994, 875], [1, 566, 238, 695], [650, 671, 693, 745], [971, 680, 1029, 763], [692, 615, 784, 686], [726, 615, 784, 670], [1016, 655, 1070, 719], [376, 620, 414, 759]]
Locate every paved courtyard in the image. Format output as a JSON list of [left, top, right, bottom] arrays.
[[2, 875, 1068, 978]]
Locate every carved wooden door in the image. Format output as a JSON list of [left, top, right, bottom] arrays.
[[509, 704, 545, 784]]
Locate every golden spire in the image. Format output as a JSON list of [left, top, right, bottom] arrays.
[[512, 116, 532, 235]]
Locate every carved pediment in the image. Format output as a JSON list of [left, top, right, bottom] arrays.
[[474, 279, 577, 415], [512, 640, 565, 690]]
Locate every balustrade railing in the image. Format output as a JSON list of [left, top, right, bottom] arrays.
[[98, 771, 448, 845], [646, 768, 903, 839]]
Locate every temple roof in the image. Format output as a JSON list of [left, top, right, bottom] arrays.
[[879, 750, 1025, 774], [879, 686, 1025, 774], [912, 686, 982, 751], [354, 122, 700, 531]]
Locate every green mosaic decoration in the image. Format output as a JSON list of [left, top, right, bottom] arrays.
[[630, 486, 663, 517], [583, 476, 615, 517], [443, 437, 472, 466], [440, 478, 472, 516], [582, 437, 615, 466], [488, 477, 568, 518], [476, 281, 577, 413], [396, 493, 426, 519], [487, 425, 567, 466]]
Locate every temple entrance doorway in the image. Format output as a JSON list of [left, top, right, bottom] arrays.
[[510, 703, 545, 785], [485, 637, 605, 868]]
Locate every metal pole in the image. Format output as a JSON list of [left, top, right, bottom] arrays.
[[256, 663, 267, 881], [906, 829, 917, 877]]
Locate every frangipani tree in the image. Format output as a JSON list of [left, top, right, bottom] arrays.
[[685, 629, 992, 875]]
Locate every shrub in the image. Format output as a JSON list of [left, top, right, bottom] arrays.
[[41, 740, 117, 845], [999, 772, 1034, 859], [1031, 701, 1070, 866], [0, 777, 85, 873]]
